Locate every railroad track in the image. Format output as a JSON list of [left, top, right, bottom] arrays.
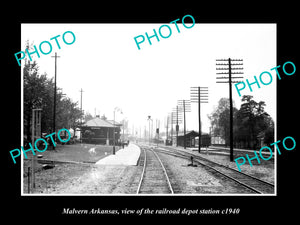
[[155, 147, 275, 194], [136, 147, 174, 194]]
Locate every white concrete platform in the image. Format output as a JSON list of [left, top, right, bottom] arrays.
[[95, 144, 141, 166]]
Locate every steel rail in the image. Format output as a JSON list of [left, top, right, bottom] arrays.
[[136, 147, 174, 194], [155, 147, 274, 194], [160, 146, 274, 188], [136, 147, 147, 194], [150, 148, 174, 194]]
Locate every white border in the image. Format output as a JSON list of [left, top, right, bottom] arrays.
[[21, 23, 277, 196]]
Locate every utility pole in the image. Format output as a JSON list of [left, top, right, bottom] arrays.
[[80, 88, 84, 117], [155, 119, 160, 146], [178, 100, 191, 149], [122, 119, 125, 148], [176, 106, 178, 147], [147, 116, 152, 146], [139, 126, 142, 141], [191, 87, 209, 153], [216, 58, 244, 161], [31, 108, 41, 192], [79, 88, 84, 143], [51, 52, 60, 150], [172, 106, 183, 147], [165, 116, 169, 145], [113, 107, 122, 154], [170, 112, 174, 146]]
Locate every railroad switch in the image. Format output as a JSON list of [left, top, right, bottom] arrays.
[[188, 156, 197, 167]]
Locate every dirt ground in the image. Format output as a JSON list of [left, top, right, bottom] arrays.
[[22, 143, 123, 194], [193, 151, 274, 184], [48, 165, 141, 194], [159, 146, 275, 184], [22, 143, 275, 195], [156, 152, 257, 194], [23, 163, 93, 194]]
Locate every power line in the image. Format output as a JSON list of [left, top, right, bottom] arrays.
[[216, 58, 244, 162], [51, 52, 60, 150], [178, 100, 191, 149], [79, 88, 84, 142], [190, 86, 209, 153]]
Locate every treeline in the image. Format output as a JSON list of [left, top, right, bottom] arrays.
[[23, 59, 82, 140], [209, 95, 274, 149]]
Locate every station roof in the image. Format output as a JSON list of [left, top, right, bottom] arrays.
[[177, 130, 199, 137], [82, 117, 121, 128], [106, 120, 122, 126], [177, 130, 209, 137]]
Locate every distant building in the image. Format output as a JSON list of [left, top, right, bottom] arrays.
[[195, 134, 211, 147], [177, 130, 199, 147], [177, 131, 211, 148], [81, 116, 122, 145]]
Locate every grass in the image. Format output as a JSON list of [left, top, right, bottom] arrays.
[[25, 143, 122, 163], [23, 163, 93, 194], [22, 143, 122, 194]]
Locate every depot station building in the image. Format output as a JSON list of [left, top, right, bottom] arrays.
[[80, 116, 122, 145]]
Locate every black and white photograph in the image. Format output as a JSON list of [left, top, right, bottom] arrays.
[[4, 6, 297, 221], [20, 23, 276, 195]]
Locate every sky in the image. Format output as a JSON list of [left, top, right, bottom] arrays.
[[21, 23, 276, 136]]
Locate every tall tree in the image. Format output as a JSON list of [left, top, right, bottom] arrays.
[[56, 96, 82, 131], [24, 61, 54, 139], [208, 98, 238, 146], [23, 40, 82, 140], [209, 95, 274, 149], [235, 95, 274, 148]]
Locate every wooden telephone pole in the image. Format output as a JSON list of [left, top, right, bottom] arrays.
[[51, 52, 60, 150], [79, 88, 84, 142], [172, 106, 183, 147], [190, 87, 209, 153], [177, 100, 191, 149], [216, 58, 244, 161]]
